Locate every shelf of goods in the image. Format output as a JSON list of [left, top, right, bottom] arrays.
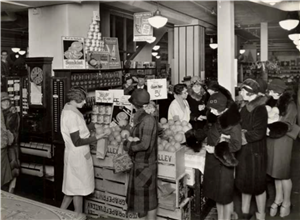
[[124, 68, 157, 80]]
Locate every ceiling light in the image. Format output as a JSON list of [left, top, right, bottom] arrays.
[[152, 52, 158, 56], [156, 55, 161, 59], [209, 38, 218, 49], [261, 0, 282, 5], [15, 54, 19, 58], [12, 47, 20, 53], [146, 36, 156, 44], [153, 45, 160, 51], [296, 45, 300, 50], [257, 52, 260, 55], [239, 49, 246, 54], [293, 40, 300, 46], [288, 24, 300, 41], [148, 2, 168, 29], [18, 50, 26, 55], [279, 19, 299, 31]]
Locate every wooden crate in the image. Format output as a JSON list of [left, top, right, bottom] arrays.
[[159, 173, 188, 208], [92, 153, 114, 168], [103, 179, 127, 196], [85, 199, 138, 219], [102, 167, 128, 183], [95, 178, 104, 191], [158, 147, 185, 180], [87, 190, 127, 209], [157, 198, 191, 220], [106, 144, 120, 156]]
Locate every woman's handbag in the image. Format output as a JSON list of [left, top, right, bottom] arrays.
[[113, 144, 133, 173]]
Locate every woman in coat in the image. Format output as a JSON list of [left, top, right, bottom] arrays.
[[187, 76, 209, 130], [168, 83, 190, 122], [123, 89, 158, 219], [235, 79, 268, 220], [1, 92, 20, 193], [203, 92, 242, 220], [1, 109, 13, 189], [266, 79, 298, 218], [60, 86, 108, 213]]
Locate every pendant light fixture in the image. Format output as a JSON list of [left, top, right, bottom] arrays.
[[209, 38, 218, 49], [148, 2, 168, 29], [146, 36, 156, 44], [152, 51, 158, 56], [156, 55, 161, 59], [261, 0, 282, 6], [279, 12, 299, 31], [11, 47, 20, 53], [18, 50, 26, 55], [288, 24, 300, 41], [153, 45, 160, 51]]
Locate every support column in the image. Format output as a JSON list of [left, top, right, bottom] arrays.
[[260, 22, 268, 62], [217, 1, 235, 98], [29, 2, 99, 70], [172, 25, 205, 85]]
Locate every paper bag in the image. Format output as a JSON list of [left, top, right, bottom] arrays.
[[96, 138, 108, 159], [113, 144, 133, 173]]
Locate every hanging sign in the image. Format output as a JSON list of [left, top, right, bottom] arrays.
[[62, 36, 85, 69], [103, 37, 121, 69], [133, 12, 153, 42], [95, 90, 113, 103], [147, 78, 167, 100]]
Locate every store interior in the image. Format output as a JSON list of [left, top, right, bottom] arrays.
[[1, 1, 300, 220]]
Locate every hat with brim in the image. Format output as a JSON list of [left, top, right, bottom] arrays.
[[268, 78, 286, 94], [241, 79, 260, 94], [129, 89, 150, 107], [206, 92, 227, 112], [182, 76, 191, 82], [1, 92, 10, 101]]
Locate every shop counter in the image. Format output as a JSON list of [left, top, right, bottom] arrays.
[[1, 190, 86, 220]]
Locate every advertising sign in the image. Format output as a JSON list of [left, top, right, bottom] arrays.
[[87, 51, 110, 69], [110, 103, 133, 127], [95, 90, 113, 103], [62, 36, 85, 69], [103, 37, 121, 69], [133, 12, 153, 42], [147, 78, 167, 100]]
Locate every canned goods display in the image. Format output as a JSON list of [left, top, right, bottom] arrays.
[[99, 106, 106, 114], [105, 106, 112, 115], [92, 105, 99, 113], [104, 115, 110, 124], [97, 115, 104, 123], [91, 114, 98, 123]]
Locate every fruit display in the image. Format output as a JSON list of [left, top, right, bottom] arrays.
[[158, 118, 192, 152]]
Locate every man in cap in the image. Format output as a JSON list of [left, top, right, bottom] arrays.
[[134, 73, 147, 91]]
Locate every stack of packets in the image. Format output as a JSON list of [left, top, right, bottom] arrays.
[[157, 180, 176, 210]]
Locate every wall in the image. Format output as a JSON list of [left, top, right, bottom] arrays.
[[28, 2, 99, 72]]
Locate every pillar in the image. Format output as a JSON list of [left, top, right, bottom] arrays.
[[28, 2, 99, 71], [217, 1, 235, 98], [172, 24, 205, 84], [260, 22, 268, 62]]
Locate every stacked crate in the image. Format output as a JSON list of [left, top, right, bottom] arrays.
[[157, 146, 191, 220], [85, 146, 138, 219]]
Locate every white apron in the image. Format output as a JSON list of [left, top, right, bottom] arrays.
[[60, 104, 94, 196], [168, 99, 191, 122]]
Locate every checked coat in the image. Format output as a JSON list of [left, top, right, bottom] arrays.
[[123, 108, 158, 218]]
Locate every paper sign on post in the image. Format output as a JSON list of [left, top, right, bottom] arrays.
[[147, 78, 167, 100], [95, 90, 113, 103], [109, 89, 124, 103]]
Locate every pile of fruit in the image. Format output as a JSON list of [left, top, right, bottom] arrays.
[[158, 118, 192, 152]]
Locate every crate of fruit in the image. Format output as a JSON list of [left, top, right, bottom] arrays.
[[157, 198, 191, 220], [87, 190, 127, 209]]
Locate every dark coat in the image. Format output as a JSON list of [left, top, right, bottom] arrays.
[[157, 93, 174, 120], [203, 102, 242, 204], [124, 109, 158, 217], [266, 92, 298, 179], [3, 106, 20, 177], [235, 96, 268, 195], [133, 85, 148, 91]]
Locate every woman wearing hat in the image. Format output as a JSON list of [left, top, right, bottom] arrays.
[[235, 79, 268, 220], [266, 78, 298, 218], [123, 89, 158, 219], [60, 87, 108, 213], [187, 76, 209, 130], [1, 92, 20, 193], [123, 74, 135, 95], [168, 84, 191, 122], [203, 92, 242, 220]]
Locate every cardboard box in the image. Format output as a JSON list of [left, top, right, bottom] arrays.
[[88, 190, 127, 209], [157, 198, 191, 220], [158, 147, 185, 180], [185, 168, 195, 187], [85, 199, 138, 219]]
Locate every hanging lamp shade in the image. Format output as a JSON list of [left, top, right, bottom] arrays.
[[288, 24, 300, 41], [279, 19, 299, 31], [18, 50, 26, 55], [146, 36, 156, 44], [293, 40, 300, 46], [261, 0, 282, 5], [209, 38, 218, 49], [148, 10, 168, 29], [239, 49, 246, 54], [153, 45, 160, 51], [156, 55, 161, 59], [11, 47, 20, 53], [152, 52, 158, 56]]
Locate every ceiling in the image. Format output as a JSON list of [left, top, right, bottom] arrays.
[[1, 0, 300, 52]]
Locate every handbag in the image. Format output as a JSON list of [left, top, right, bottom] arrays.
[[113, 143, 133, 173]]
